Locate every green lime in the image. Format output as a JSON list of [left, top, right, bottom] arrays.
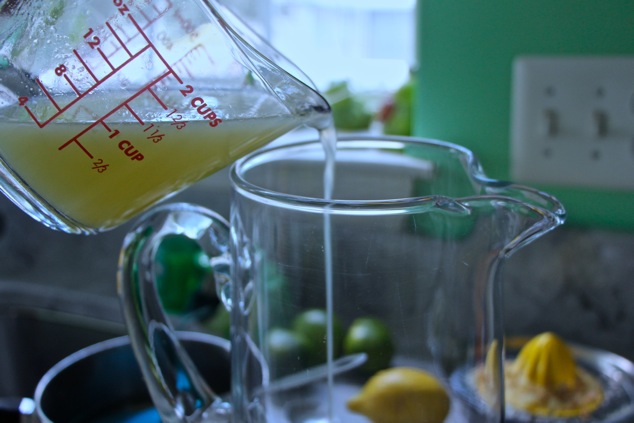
[[344, 317, 394, 374], [266, 328, 310, 377], [203, 306, 231, 339], [292, 308, 344, 366], [154, 235, 212, 314]]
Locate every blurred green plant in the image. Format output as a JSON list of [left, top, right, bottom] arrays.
[[378, 77, 414, 136], [324, 81, 373, 131]]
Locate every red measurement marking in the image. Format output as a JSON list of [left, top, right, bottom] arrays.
[[128, 14, 183, 84], [59, 138, 95, 159], [139, 0, 172, 29], [63, 74, 81, 95], [147, 87, 168, 110], [125, 104, 144, 124], [100, 120, 120, 138], [27, 4, 185, 140], [58, 69, 174, 155], [74, 49, 99, 82], [103, 69, 174, 122], [106, 21, 133, 57], [173, 45, 215, 80], [97, 48, 115, 70], [35, 79, 60, 111], [137, 8, 152, 23], [23, 107, 44, 128], [106, 2, 169, 58], [27, 44, 155, 128]]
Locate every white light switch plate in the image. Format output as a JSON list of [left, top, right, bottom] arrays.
[[510, 56, 634, 190]]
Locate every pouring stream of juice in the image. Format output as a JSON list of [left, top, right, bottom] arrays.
[[320, 123, 338, 422]]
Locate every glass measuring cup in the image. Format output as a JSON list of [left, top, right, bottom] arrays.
[[118, 135, 566, 422], [0, 0, 329, 234]]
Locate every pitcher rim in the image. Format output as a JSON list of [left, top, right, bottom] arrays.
[[230, 135, 566, 220]]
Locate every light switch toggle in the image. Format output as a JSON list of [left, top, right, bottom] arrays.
[[544, 109, 559, 137], [593, 110, 608, 138], [511, 55, 634, 190]]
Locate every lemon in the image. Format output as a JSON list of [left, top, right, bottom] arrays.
[[292, 309, 344, 366], [343, 317, 394, 374], [347, 367, 450, 423]]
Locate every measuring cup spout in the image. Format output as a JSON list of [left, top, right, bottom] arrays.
[[118, 203, 233, 422], [208, 0, 331, 125]]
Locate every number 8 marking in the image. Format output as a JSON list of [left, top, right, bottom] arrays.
[[55, 65, 67, 76]]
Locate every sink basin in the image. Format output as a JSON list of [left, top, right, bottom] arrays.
[[0, 281, 126, 419], [0, 280, 232, 422]]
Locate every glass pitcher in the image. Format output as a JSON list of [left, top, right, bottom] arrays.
[[0, 0, 329, 234], [118, 135, 566, 422]]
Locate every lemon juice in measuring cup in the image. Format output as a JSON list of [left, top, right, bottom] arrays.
[[0, 0, 330, 234]]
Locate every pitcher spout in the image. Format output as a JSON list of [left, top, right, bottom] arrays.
[[408, 137, 566, 254], [481, 182, 566, 256]]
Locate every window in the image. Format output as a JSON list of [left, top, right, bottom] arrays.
[[230, 0, 416, 93]]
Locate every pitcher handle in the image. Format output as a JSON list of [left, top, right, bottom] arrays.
[[117, 203, 232, 423]]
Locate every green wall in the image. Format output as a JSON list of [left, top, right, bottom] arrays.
[[414, 1, 634, 230]]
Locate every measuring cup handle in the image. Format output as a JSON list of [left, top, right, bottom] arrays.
[[117, 203, 232, 423]]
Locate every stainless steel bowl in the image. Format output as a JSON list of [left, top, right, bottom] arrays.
[[34, 331, 230, 423]]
